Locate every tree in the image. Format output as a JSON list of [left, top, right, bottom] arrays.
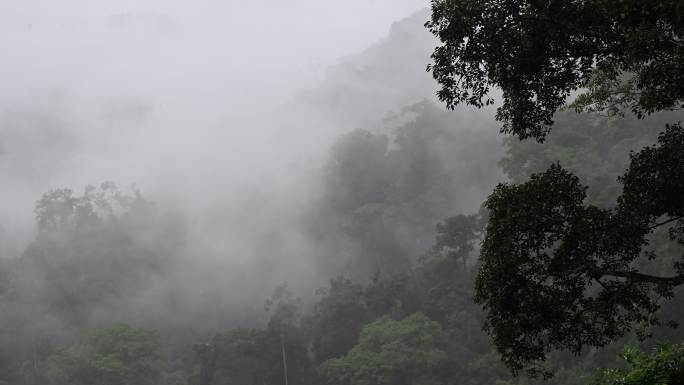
[[192, 284, 311, 385], [46, 324, 162, 385], [426, 0, 684, 376], [0, 183, 186, 385], [265, 283, 304, 385], [594, 343, 684, 385], [191, 329, 282, 385], [308, 278, 369, 364], [319, 313, 447, 385], [499, 110, 673, 208], [476, 125, 684, 376], [433, 213, 482, 270], [426, 0, 684, 141], [34, 182, 141, 233], [16, 183, 177, 324]]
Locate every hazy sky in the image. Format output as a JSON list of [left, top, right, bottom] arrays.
[[0, 0, 429, 254]]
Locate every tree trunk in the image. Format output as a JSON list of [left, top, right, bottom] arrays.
[[281, 327, 289, 385]]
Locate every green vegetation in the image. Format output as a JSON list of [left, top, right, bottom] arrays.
[[319, 314, 447, 385], [595, 343, 684, 385], [46, 324, 162, 385], [1, 1, 683, 385], [1, 104, 682, 383], [311, 101, 501, 277], [428, 0, 684, 378], [426, 0, 684, 141]]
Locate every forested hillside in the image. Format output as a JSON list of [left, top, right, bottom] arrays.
[[1, 2, 683, 385]]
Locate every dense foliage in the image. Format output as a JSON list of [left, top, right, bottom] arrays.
[[1, 3, 684, 385], [478, 152, 683, 375], [595, 343, 684, 385], [426, 0, 684, 141], [319, 314, 448, 385], [310, 101, 501, 277], [426, 0, 684, 377], [46, 324, 162, 385], [1, 104, 682, 385]]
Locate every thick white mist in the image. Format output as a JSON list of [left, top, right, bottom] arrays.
[[0, 0, 429, 261]]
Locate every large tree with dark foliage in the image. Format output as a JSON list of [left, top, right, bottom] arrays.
[[427, 0, 684, 141], [478, 131, 684, 375], [427, 0, 684, 377]]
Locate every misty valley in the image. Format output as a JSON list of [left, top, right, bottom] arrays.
[[1, 1, 684, 385]]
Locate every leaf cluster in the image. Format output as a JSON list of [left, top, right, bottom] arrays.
[[477, 124, 684, 376], [427, 0, 684, 141]]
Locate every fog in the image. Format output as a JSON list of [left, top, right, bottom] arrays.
[[2, 2, 682, 384], [1, 2, 428, 247], [0, 0, 504, 339]]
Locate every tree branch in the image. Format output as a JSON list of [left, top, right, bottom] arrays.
[[604, 270, 684, 286], [648, 216, 683, 231]]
